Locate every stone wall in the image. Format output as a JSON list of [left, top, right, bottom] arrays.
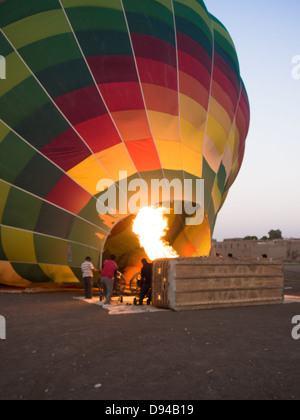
[[213, 239, 300, 262]]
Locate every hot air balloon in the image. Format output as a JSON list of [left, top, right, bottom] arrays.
[[0, 0, 250, 287]]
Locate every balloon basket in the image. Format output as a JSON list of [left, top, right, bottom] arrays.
[[152, 257, 284, 311]]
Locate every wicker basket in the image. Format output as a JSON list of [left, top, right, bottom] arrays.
[[152, 257, 284, 311], [152, 259, 170, 309]]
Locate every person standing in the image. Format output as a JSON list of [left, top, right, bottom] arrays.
[[100, 255, 118, 306], [139, 258, 153, 305], [81, 257, 99, 299]]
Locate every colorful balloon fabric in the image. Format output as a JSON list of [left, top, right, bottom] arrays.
[[0, 0, 250, 286]]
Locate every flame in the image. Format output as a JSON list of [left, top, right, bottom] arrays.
[[132, 207, 179, 261]]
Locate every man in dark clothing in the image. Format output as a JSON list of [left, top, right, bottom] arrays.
[[139, 258, 153, 305]]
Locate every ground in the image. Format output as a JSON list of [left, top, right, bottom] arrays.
[[0, 266, 300, 401]]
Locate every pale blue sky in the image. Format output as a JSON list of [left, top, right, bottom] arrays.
[[206, 0, 300, 240]]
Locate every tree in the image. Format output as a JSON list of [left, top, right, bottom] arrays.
[[244, 236, 258, 241], [268, 229, 283, 240]]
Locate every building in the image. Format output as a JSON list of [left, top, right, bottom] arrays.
[[213, 239, 300, 262]]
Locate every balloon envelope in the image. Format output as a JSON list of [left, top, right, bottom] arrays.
[[0, 0, 250, 286]]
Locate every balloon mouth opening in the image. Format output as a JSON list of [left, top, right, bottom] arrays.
[[102, 202, 212, 284]]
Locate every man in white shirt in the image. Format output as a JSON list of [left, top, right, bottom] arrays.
[[81, 257, 99, 299]]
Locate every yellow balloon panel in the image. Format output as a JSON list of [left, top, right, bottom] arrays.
[[3, 10, 71, 49], [211, 180, 222, 213], [0, 261, 32, 288], [0, 182, 10, 223], [181, 144, 203, 179], [40, 264, 78, 284], [1, 53, 31, 96], [179, 94, 206, 131], [155, 139, 182, 172], [203, 134, 222, 174], [1, 227, 37, 263], [147, 111, 180, 143], [209, 97, 233, 139], [206, 115, 228, 156]]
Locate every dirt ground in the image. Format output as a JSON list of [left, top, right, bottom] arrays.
[[0, 266, 300, 401]]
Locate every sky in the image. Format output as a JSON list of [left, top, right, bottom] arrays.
[[205, 0, 300, 240]]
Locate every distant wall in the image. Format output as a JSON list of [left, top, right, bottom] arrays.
[[213, 239, 300, 262]]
